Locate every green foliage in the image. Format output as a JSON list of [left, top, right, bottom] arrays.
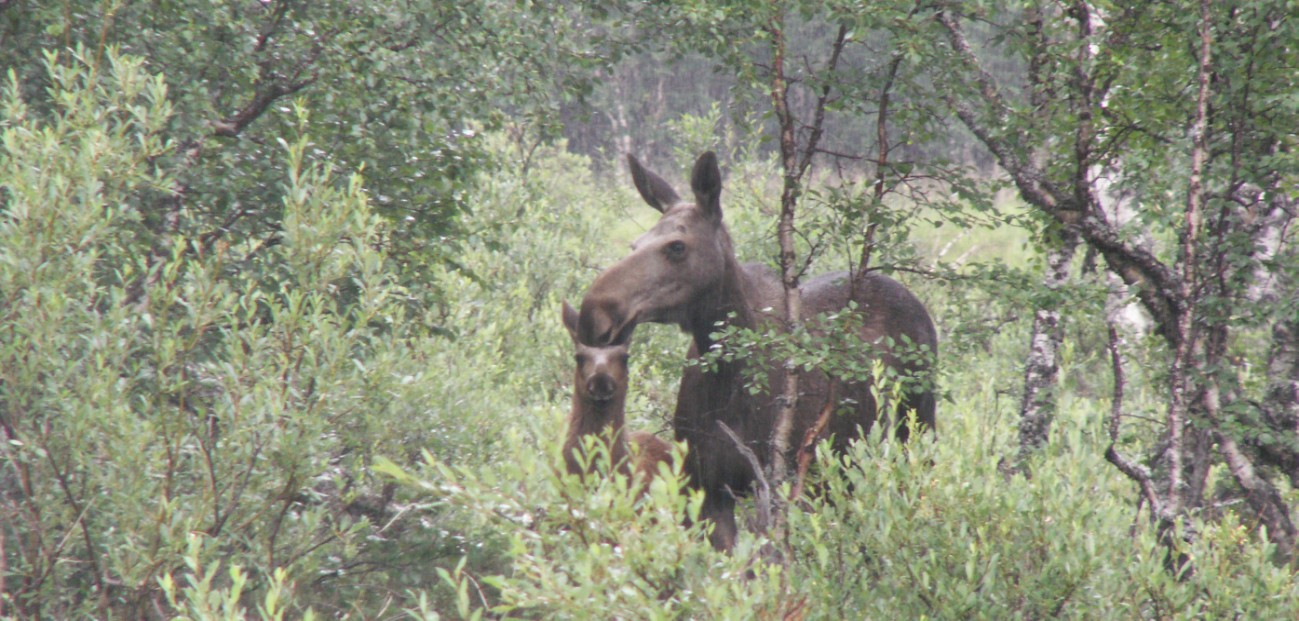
[[0, 0, 609, 299], [666, 102, 758, 167], [374, 138, 1297, 620], [158, 535, 315, 621], [380, 435, 806, 621], [786, 417, 1299, 620], [694, 303, 936, 402], [0, 48, 444, 618], [379, 335, 1299, 619], [2, 5, 1297, 616]]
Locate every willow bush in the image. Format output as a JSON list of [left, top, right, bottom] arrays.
[[0, 48, 439, 618], [388, 366, 1298, 620]]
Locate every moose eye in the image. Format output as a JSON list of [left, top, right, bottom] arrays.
[[665, 240, 686, 258]]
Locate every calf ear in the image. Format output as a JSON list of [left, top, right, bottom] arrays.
[[628, 154, 680, 213], [561, 301, 580, 343], [691, 151, 723, 221]]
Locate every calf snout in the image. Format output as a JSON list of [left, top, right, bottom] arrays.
[[587, 373, 618, 402]]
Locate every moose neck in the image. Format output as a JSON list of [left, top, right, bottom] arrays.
[[568, 396, 628, 438], [686, 253, 759, 354], [565, 395, 630, 473]]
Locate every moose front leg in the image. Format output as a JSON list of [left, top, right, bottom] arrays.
[[701, 491, 738, 551]]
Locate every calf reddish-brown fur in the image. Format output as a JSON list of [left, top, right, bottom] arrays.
[[578, 152, 938, 549], [561, 302, 672, 486]]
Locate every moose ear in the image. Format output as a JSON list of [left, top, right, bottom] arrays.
[[627, 154, 680, 213], [690, 151, 722, 220], [609, 317, 637, 348], [561, 301, 580, 343], [578, 296, 636, 347]]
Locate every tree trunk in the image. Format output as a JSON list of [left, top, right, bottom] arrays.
[[1258, 316, 1299, 487], [1017, 231, 1079, 461], [766, 10, 802, 487], [766, 18, 847, 487]]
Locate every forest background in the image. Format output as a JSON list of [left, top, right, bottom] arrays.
[[2, 1, 1298, 618]]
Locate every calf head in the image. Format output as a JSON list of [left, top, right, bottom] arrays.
[[563, 301, 630, 408]]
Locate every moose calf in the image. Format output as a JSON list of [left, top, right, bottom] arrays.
[[561, 302, 671, 487]]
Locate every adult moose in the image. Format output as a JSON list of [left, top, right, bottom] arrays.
[[578, 152, 937, 549]]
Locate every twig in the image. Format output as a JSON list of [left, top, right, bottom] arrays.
[[1103, 322, 1163, 517], [718, 421, 771, 534], [790, 383, 837, 502], [796, 23, 849, 178], [853, 44, 904, 293]]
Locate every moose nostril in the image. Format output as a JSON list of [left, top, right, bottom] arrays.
[[587, 375, 617, 401]]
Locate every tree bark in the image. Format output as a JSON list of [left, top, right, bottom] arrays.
[[1247, 187, 1299, 486], [1258, 315, 1299, 487], [766, 11, 803, 486], [1103, 298, 1163, 517], [936, 8, 1184, 347], [1156, 0, 1214, 551], [937, 0, 1299, 568], [767, 19, 848, 485], [1213, 400, 1298, 559], [1017, 231, 1079, 461]]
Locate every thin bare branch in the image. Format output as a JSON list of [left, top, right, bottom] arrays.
[[796, 23, 849, 178], [1103, 321, 1163, 517], [790, 383, 837, 502], [853, 47, 904, 290], [767, 9, 804, 485], [1162, 0, 1215, 523], [718, 421, 772, 535]]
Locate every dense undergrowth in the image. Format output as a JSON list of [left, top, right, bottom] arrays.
[[371, 138, 1299, 618], [2, 52, 1296, 619]]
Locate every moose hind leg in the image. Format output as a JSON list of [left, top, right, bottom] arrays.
[[895, 389, 936, 442]]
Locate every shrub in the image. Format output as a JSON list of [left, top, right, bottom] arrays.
[[0, 47, 431, 618], [380, 428, 808, 621]]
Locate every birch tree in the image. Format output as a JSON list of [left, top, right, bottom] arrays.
[[930, 0, 1299, 563]]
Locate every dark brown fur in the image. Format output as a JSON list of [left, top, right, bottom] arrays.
[[578, 152, 938, 549], [562, 302, 672, 488]]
